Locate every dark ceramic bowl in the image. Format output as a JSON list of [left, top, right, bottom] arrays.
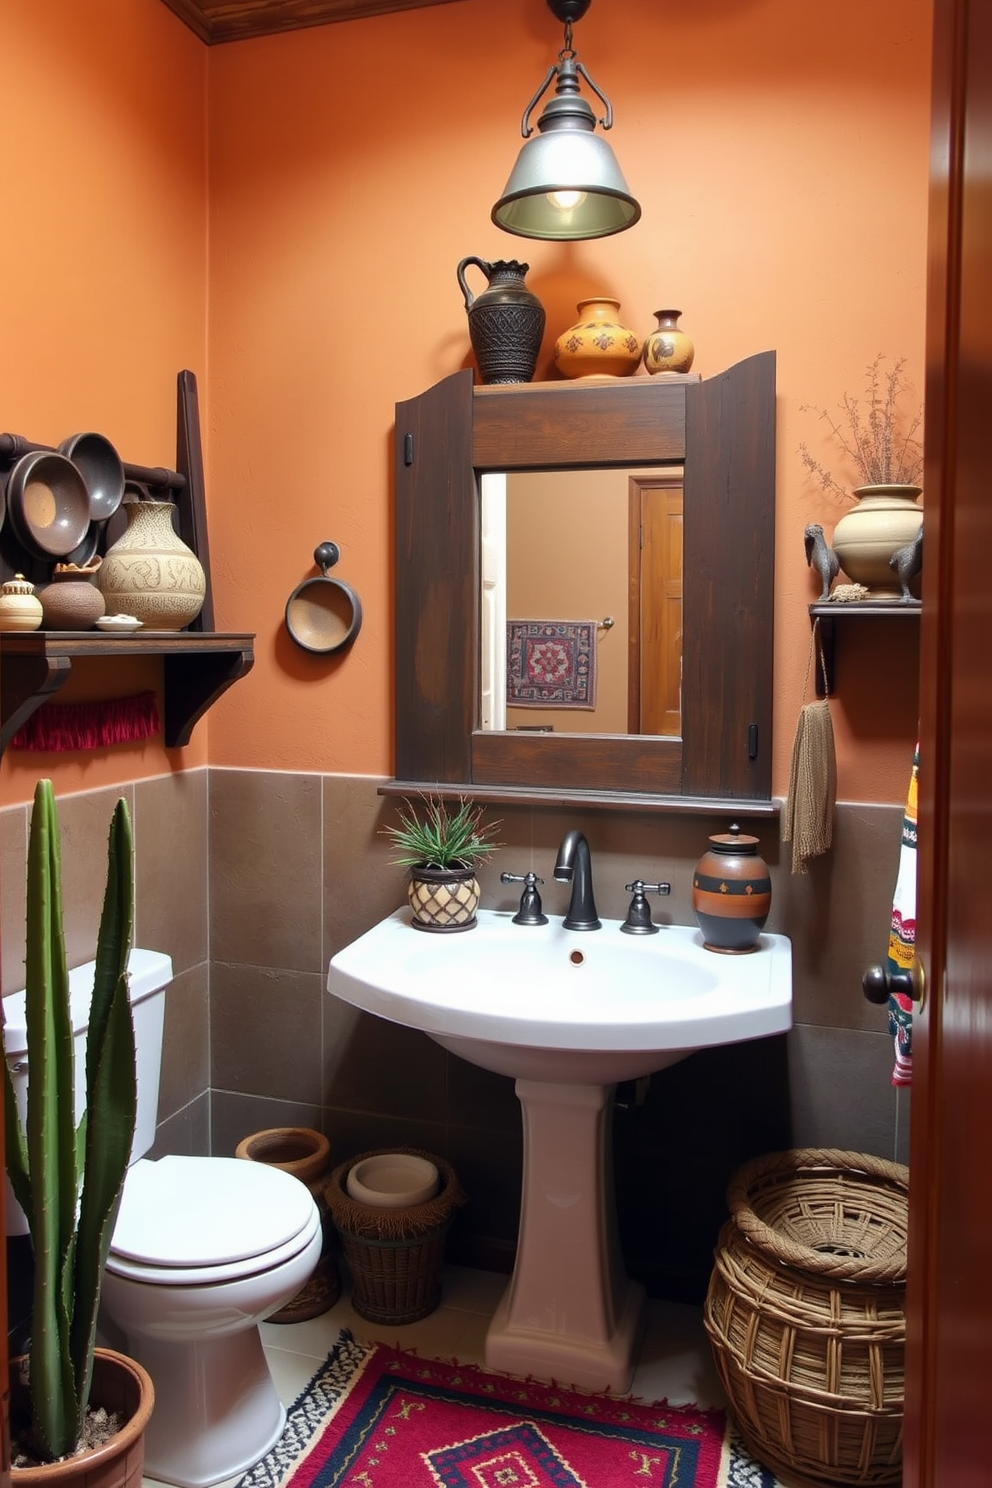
[[6, 450, 91, 559], [58, 431, 126, 523], [285, 577, 362, 654]]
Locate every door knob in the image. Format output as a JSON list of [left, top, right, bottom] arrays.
[[863, 960, 926, 1008]]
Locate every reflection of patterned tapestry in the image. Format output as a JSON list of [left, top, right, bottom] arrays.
[[506, 620, 597, 708]]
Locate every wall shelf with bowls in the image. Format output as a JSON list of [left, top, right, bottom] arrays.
[[0, 372, 255, 755]]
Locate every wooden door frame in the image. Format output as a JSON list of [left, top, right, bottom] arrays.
[[904, 0, 992, 1481]]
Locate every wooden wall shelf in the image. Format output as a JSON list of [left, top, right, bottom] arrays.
[[0, 632, 255, 756], [809, 601, 921, 695]]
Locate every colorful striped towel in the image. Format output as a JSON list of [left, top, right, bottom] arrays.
[[887, 744, 919, 1086]]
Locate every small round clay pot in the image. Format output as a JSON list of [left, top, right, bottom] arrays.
[[692, 824, 771, 954], [40, 562, 106, 631]]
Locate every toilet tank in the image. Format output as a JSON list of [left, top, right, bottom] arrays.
[[3, 948, 173, 1236]]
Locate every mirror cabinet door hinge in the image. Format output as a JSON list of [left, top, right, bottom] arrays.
[[404, 432, 415, 466], [747, 723, 759, 759]]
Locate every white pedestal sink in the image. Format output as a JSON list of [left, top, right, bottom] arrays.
[[328, 908, 792, 1392]]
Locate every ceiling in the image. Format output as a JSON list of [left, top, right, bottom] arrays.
[[158, 0, 466, 45]]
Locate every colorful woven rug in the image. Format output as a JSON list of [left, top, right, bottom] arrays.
[[506, 620, 597, 708], [234, 1332, 777, 1488]]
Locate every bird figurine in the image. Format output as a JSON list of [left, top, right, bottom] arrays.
[[890, 523, 923, 603], [804, 523, 840, 601]]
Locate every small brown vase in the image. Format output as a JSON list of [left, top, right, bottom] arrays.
[[457, 256, 546, 385], [553, 297, 642, 379], [643, 309, 695, 375], [692, 824, 771, 954], [40, 562, 106, 631], [234, 1127, 340, 1322], [408, 864, 480, 932]]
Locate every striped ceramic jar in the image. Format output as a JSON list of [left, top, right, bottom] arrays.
[[692, 825, 771, 954]]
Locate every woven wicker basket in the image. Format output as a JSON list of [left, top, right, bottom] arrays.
[[325, 1147, 466, 1325], [703, 1148, 909, 1488]]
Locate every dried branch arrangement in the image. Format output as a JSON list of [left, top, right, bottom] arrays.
[[799, 355, 924, 502]]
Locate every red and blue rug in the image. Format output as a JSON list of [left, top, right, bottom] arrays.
[[234, 1332, 777, 1488], [506, 620, 597, 709]]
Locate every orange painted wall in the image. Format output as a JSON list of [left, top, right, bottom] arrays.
[[206, 0, 931, 800], [1, 0, 931, 806], [0, 0, 208, 806]]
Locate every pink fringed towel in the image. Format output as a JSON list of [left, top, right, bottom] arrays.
[[887, 744, 919, 1086], [10, 692, 160, 751]]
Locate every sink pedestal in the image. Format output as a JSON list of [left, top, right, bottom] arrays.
[[484, 1078, 646, 1393]]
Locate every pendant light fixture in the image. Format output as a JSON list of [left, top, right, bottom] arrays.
[[492, 0, 640, 242]]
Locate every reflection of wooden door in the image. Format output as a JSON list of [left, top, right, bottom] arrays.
[[903, 0, 992, 1482], [628, 475, 683, 735]]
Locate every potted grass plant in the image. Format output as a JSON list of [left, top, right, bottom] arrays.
[[798, 354, 924, 595], [384, 795, 501, 932], [3, 780, 154, 1482]]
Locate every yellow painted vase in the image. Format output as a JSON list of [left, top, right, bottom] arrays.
[[553, 297, 642, 379], [643, 309, 695, 375], [98, 499, 206, 630], [830, 485, 923, 598]]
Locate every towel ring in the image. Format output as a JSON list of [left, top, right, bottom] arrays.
[[285, 542, 363, 655]]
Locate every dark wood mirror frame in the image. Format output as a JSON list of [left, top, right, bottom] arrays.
[[390, 351, 777, 814]]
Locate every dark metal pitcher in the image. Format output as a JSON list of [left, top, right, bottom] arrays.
[[456, 257, 546, 385]]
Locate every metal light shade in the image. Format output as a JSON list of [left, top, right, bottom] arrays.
[[493, 101, 640, 240], [492, 8, 640, 242]]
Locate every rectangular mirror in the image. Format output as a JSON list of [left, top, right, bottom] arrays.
[[481, 467, 683, 737], [393, 354, 776, 811]]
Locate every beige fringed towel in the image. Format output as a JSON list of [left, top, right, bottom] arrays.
[[782, 625, 837, 873]]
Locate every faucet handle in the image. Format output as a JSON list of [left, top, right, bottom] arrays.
[[500, 871, 549, 926], [621, 880, 672, 936]]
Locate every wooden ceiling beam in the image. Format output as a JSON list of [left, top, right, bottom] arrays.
[[158, 0, 466, 44]]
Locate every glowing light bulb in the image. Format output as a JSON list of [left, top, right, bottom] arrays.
[[547, 190, 587, 211]]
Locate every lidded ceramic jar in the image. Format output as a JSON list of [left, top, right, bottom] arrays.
[[692, 823, 771, 954], [553, 297, 642, 379], [643, 309, 695, 375], [39, 559, 106, 631], [0, 574, 43, 632]]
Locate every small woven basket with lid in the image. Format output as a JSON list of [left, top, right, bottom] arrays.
[[325, 1147, 466, 1325], [703, 1147, 909, 1488]]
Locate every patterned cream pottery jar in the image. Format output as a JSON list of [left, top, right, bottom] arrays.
[[98, 499, 206, 630], [0, 574, 43, 632], [553, 297, 642, 379]]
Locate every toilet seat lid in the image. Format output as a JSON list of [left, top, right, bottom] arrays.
[[109, 1155, 316, 1267]]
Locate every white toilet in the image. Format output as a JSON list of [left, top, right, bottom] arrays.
[[4, 949, 323, 1488]]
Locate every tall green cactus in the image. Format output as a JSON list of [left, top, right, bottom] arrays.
[[3, 780, 136, 1462]]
